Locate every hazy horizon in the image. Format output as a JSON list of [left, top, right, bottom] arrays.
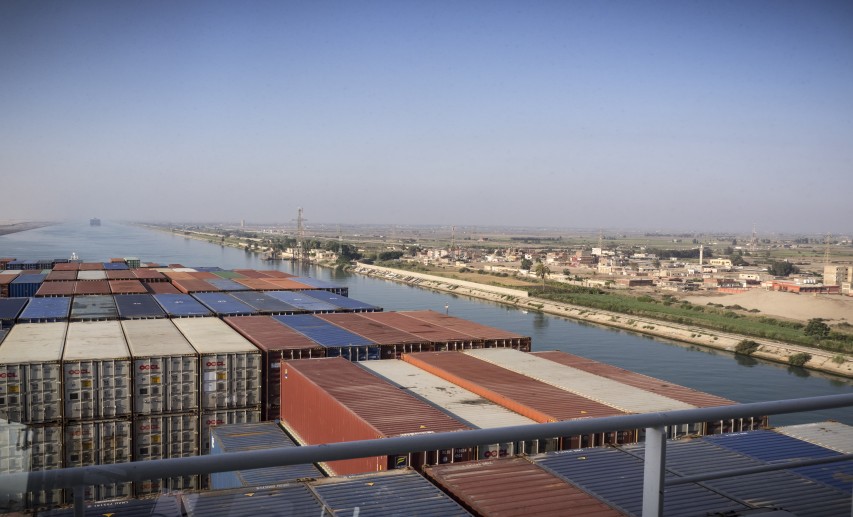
[[2, 2, 851, 234]]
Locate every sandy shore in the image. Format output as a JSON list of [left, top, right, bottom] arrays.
[[0, 221, 53, 237], [353, 263, 853, 379], [684, 289, 853, 324]]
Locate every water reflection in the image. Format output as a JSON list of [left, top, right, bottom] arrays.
[[734, 355, 759, 368]]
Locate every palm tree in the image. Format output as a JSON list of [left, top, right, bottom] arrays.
[[534, 261, 550, 290]]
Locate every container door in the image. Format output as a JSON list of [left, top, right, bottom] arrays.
[[64, 361, 96, 420], [0, 364, 25, 423]]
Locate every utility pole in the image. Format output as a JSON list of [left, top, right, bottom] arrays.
[[295, 207, 306, 263]]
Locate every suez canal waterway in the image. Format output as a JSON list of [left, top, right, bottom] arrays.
[[2, 220, 851, 426]]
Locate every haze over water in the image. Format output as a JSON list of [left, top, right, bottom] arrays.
[[2, 220, 851, 426]]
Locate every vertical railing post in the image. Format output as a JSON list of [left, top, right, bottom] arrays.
[[73, 484, 85, 517], [642, 426, 666, 517]]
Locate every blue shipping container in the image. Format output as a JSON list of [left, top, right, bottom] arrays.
[[266, 291, 338, 313], [303, 290, 381, 312], [0, 298, 29, 328], [152, 294, 212, 317], [230, 291, 299, 314], [181, 484, 324, 516], [9, 274, 46, 298], [102, 262, 129, 270], [209, 422, 323, 489], [273, 314, 374, 348], [18, 296, 71, 323], [114, 294, 166, 319], [192, 293, 257, 316], [205, 278, 246, 292]]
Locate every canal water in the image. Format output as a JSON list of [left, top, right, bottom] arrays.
[[2, 220, 851, 426]]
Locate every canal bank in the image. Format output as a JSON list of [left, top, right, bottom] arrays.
[[352, 263, 853, 379]]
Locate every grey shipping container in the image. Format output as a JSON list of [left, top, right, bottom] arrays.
[[209, 422, 323, 489], [133, 413, 200, 497], [114, 294, 166, 319], [200, 408, 261, 455], [69, 295, 118, 321], [63, 419, 133, 502], [39, 495, 183, 517], [0, 322, 66, 423], [172, 318, 261, 411], [0, 422, 63, 512], [62, 321, 132, 420], [122, 320, 199, 414], [0, 298, 28, 328]]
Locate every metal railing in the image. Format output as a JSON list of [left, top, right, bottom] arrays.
[[2, 393, 852, 517]]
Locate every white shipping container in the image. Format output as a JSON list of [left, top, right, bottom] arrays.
[[64, 419, 132, 501], [63, 321, 131, 420], [172, 318, 261, 410], [133, 413, 200, 497], [122, 320, 199, 414], [0, 323, 66, 424], [200, 408, 260, 455], [0, 422, 63, 512]]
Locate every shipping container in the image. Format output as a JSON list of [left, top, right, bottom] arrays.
[[303, 289, 379, 312], [172, 318, 261, 411], [17, 297, 71, 323], [406, 310, 530, 350], [102, 262, 128, 270], [274, 314, 378, 361], [63, 419, 133, 502], [191, 266, 223, 272], [171, 278, 219, 294], [262, 278, 319, 291], [204, 278, 246, 291], [77, 271, 107, 281], [108, 279, 147, 294], [362, 312, 481, 350], [0, 273, 20, 298], [424, 457, 624, 517], [212, 270, 246, 279], [144, 281, 180, 294], [361, 360, 554, 459], [122, 319, 199, 414], [209, 421, 322, 489], [775, 421, 853, 454], [181, 484, 325, 516], [532, 351, 763, 435], [124, 257, 141, 269], [39, 494, 183, 517], [73, 280, 111, 296], [152, 293, 212, 317], [35, 280, 76, 297], [0, 329, 6, 345], [0, 298, 28, 328], [63, 321, 132, 420], [200, 408, 260, 454], [224, 316, 324, 420], [266, 290, 337, 313], [105, 269, 135, 280], [232, 277, 279, 291], [133, 412, 200, 497], [280, 357, 470, 476], [77, 263, 104, 271], [9, 274, 46, 298], [317, 313, 428, 359], [45, 270, 77, 282], [403, 352, 629, 448], [0, 421, 63, 512], [69, 295, 117, 321], [131, 268, 165, 282], [186, 271, 219, 279], [232, 269, 274, 278], [0, 322, 66, 423], [289, 276, 348, 295], [51, 262, 79, 271], [114, 294, 166, 319], [229, 291, 299, 314], [310, 469, 472, 516], [191, 292, 257, 316]]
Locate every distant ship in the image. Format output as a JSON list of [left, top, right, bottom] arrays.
[[90, 218, 101, 226]]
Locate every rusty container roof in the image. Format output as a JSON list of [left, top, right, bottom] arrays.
[[317, 313, 430, 346], [224, 316, 322, 352], [109, 280, 148, 295], [405, 310, 526, 341], [74, 280, 111, 295], [361, 312, 479, 343], [45, 270, 78, 281]]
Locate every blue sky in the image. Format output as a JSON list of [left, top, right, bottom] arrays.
[[2, 1, 851, 234]]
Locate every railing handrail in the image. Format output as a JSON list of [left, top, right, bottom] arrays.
[[1, 392, 852, 495]]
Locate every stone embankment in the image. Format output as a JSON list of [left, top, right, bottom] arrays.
[[353, 263, 853, 379]]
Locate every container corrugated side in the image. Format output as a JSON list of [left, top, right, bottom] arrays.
[[0, 422, 63, 512], [406, 310, 529, 349], [318, 313, 430, 359], [144, 281, 180, 294], [45, 270, 77, 281], [122, 319, 199, 414], [0, 322, 66, 423], [114, 294, 166, 319], [152, 293, 212, 317], [281, 357, 470, 475], [105, 270, 135, 280], [63, 321, 132, 420], [466, 348, 694, 413], [133, 413, 200, 497], [200, 408, 260, 454], [63, 419, 133, 502], [172, 279, 219, 294], [34, 281, 76, 297], [191, 292, 256, 316], [424, 458, 623, 517], [224, 316, 324, 420], [360, 360, 545, 459], [132, 269, 165, 281], [402, 352, 626, 428], [180, 484, 326, 516], [0, 298, 28, 327], [362, 312, 480, 349], [209, 422, 322, 489], [172, 318, 261, 410], [69, 295, 117, 321], [273, 314, 374, 358], [17, 297, 71, 323], [51, 263, 79, 272], [775, 421, 853, 454], [108, 280, 147, 294], [310, 469, 472, 517], [73, 280, 111, 296], [9, 274, 46, 298]]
